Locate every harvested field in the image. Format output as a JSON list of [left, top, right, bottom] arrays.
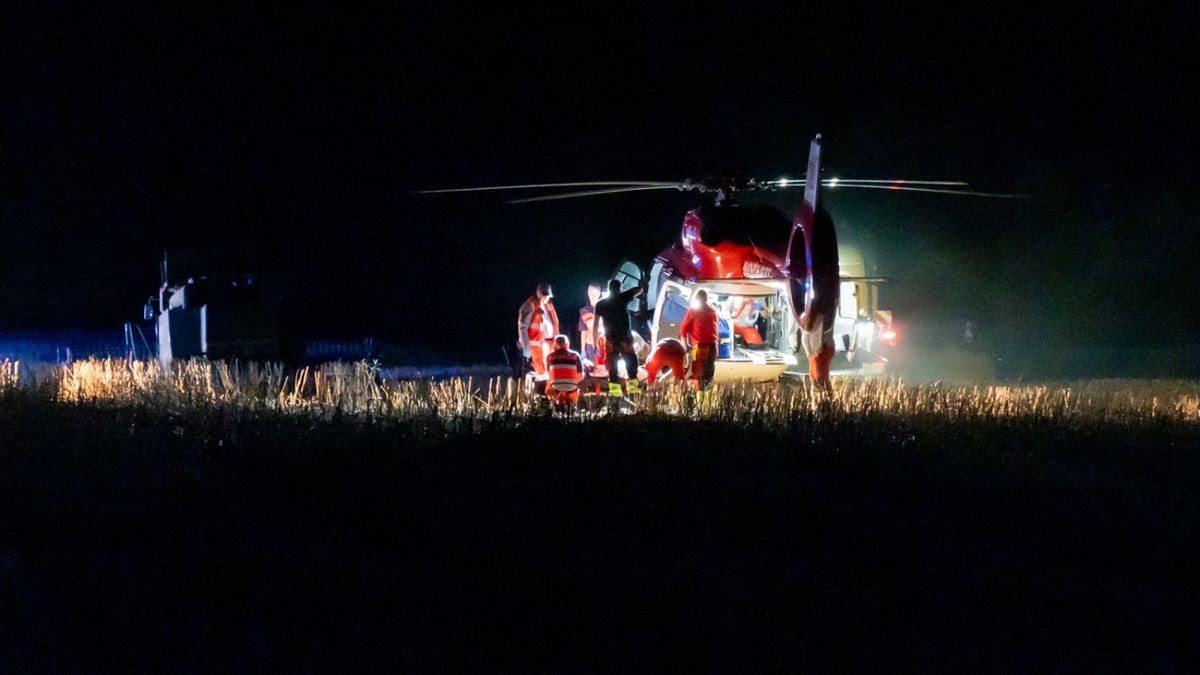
[[5, 358, 1199, 428]]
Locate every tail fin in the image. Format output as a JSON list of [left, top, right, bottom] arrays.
[[784, 135, 823, 323], [783, 135, 822, 279], [801, 134, 822, 228]]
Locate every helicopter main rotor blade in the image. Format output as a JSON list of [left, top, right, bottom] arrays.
[[506, 185, 682, 204], [823, 183, 1028, 198], [770, 179, 1022, 197], [767, 179, 971, 187], [826, 179, 970, 186], [417, 181, 680, 194]]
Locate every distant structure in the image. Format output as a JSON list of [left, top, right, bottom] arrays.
[[147, 251, 280, 366]]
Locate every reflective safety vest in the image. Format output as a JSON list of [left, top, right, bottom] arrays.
[[547, 348, 582, 392], [528, 303, 546, 342]]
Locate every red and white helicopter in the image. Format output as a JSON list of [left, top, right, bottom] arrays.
[[422, 135, 1021, 384]]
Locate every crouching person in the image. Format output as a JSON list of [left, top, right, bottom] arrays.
[[545, 335, 583, 410], [644, 338, 688, 387]]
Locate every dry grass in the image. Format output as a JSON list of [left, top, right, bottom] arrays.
[[2, 357, 1197, 429], [0, 359, 18, 390]]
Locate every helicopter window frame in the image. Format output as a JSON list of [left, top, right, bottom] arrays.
[[612, 260, 644, 312], [653, 281, 693, 343]]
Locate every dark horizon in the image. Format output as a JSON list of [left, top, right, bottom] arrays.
[[3, 4, 1196, 366]]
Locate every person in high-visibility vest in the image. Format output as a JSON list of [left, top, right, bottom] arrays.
[[544, 334, 584, 408], [517, 282, 559, 377], [679, 289, 720, 389], [644, 338, 688, 387]]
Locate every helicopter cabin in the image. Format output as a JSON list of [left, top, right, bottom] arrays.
[[610, 243, 894, 382]]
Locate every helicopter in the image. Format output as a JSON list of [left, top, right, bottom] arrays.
[[422, 134, 1022, 385]]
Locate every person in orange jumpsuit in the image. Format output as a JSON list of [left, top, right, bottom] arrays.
[[644, 338, 688, 386], [517, 282, 559, 377], [679, 289, 720, 389], [544, 334, 583, 409], [730, 296, 764, 346]]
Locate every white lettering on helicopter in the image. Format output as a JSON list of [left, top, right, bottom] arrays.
[[742, 261, 774, 279]]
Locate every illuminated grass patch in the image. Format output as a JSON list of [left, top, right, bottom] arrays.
[[3, 358, 1197, 430]]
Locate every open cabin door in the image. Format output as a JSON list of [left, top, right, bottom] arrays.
[[651, 280, 693, 345], [610, 259, 651, 343], [611, 260, 643, 305]]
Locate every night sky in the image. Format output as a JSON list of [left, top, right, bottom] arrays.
[[2, 4, 1196, 363]]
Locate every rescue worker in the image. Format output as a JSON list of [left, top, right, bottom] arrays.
[[644, 338, 688, 387], [545, 334, 584, 409], [587, 333, 609, 394], [679, 289, 719, 389], [578, 283, 602, 362], [592, 278, 643, 397], [517, 282, 559, 377]]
